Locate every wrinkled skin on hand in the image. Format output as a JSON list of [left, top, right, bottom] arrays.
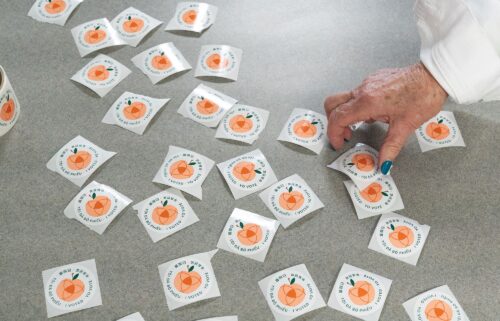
[[324, 62, 448, 167]]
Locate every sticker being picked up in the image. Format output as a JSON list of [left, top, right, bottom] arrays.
[[177, 84, 238, 128], [328, 263, 392, 321], [153, 146, 215, 199], [102, 92, 170, 135], [46, 135, 116, 187], [403, 285, 470, 321], [28, 0, 83, 26], [259, 174, 324, 228], [42, 259, 102, 318], [133, 188, 199, 243], [116, 312, 145, 321], [368, 212, 430, 265], [63, 181, 132, 235], [217, 149, 278, 200], [111, 7, 162, 47], [215, 104, 269, 144], [277, 108, 328, 154], [71, 54, 131, 97], [71, 18, 125, 57], [344, 175, 404, 219], [131, 42, 191, 84], [158, 249, 220, 310], [217, 208, 279, 262], [415, 111, 465, 152], [328, 143, 383, 190], [195, 45, 242, 81], [259, 264, 326, 321], [165, 2, 218, 33]]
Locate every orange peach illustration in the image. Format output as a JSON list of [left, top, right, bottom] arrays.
[[0, 94, 15, 122], [425, 299, 453, 321], [45, 0, 66, 14], [205, 53, 229, 70], [279, 186, 304, 211], [236, 222, 262, 246], [196, 97, 219, 115], [293, 119, 318, 138], [152, 200, 178, 225], [85, 193, 111, 217], [229, 114, 253, 133], [84, 26, 106, 44], [123, 100, 146, 120], [182, 9, 198, 24], [232, 161, 260, 182], [348, 279, 375, 306], [174, 266, 202, 294], [151, 52, 172, 70], [388, 224, 414, 248], [87, 65, 112, 81], [360, 182, 388, 203], [350, 153, 375, 172], [169, 160, 196, 179], [56, 273, 85, 302], [123, 16, 144, 33], [426, 119, 450, 140], [278, 278, 306, 307], [66, 148, 92, 171]]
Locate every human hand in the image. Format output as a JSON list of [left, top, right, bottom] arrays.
[[324, 62, 448, 174]]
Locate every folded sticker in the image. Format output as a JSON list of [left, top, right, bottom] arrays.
[[195, 45, 242, 81], [328, 263, 392, 321], [42, 258, 102, 318], [277, 108, 328, 154], [28, 0, 83, 26], [165, 2, 218, 33], [259, 174, 324, 228], [133, 188, 199, 243], [102, 92, 170, 135], [217, 208, 279, 262], [153, 146, 214, 199], [403, 285, 470, 321], [328, 143, 384, 190], [71, 54, 131, 97], [215, 104, 269, 144], [71, 18, 125, 57], [415, 111, 465, 152], [368, 212, 430, 265], [158, 249, 220, 310], [116, 312, 145, 321], [46, 135, 116, 187], [177, 84, 238, 128], [111, 7, 162, 47], [131, 42, 191, 84], [64, 181, 132, 235], [344, 175, 404, 219], [0, 65, 20, 137], [217, 149, 278, 200], [259, 264, 326, 321]]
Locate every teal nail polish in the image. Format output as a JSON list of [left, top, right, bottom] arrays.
[[381, 160, 393, 175]]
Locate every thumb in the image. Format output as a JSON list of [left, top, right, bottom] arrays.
[[378, 121, 413, 175]]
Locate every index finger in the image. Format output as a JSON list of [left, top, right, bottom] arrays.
[[327, 99, 372, 150]]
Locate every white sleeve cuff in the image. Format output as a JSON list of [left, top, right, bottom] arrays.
[[415, 0, 500, 104]]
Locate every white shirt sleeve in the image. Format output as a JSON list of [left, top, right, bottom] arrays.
[[415, 0, 500, 104]]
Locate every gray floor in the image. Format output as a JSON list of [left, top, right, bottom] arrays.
[[1, 1, 499, 320]]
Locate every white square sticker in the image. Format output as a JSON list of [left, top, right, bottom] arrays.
[[71, 54, 131, 97], [165, 2, 218, 33], [28, 0, 83, 26], [111, 7, 163, 47], [71, 18, 125, 57], [215, 104, 269, 144], [277, 108, 328, 154], [131, 42, 192, 84], [177, 84, 238, 128], [217, 149, 278, 200], [102, 91, 170, 135], [195, 45, 242, 81], [46, 135, 116, 187], [415, 111, 465, 152]]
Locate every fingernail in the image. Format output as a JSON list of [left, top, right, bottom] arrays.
[[380, 160, 393, 175], [344, 138, 349, 143]]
